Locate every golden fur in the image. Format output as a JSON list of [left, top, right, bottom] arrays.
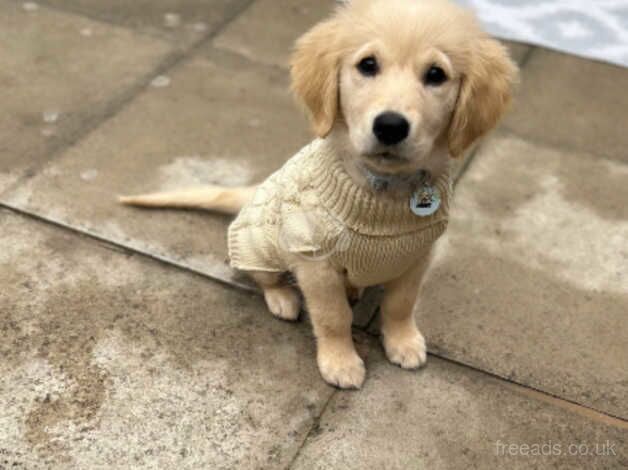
[[120, 0, 518, 389]]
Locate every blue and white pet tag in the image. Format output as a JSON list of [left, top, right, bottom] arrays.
[[410, 183, 441, 217]]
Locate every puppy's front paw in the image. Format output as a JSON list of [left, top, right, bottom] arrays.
[[383, 329, 427, 369], [317, 345, 365, 389], [264, 286, 301, 321]]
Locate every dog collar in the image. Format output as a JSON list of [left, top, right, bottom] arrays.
[[362, 166, 428, 192], [361, 166, 441, 217]]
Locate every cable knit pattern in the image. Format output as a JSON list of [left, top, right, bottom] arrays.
[[228, 138, 451, 286]]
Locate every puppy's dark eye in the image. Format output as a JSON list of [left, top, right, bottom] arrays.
[[357, 56, 379, 77], [424, 65, 447, 86]]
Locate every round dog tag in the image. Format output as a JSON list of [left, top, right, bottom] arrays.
[[410, 184, 441, 217]]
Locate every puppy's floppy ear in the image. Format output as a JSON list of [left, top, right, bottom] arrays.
[[448, 38, 518, 157], [290, 17, 344, 138]]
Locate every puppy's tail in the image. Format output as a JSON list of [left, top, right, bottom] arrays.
[[118, 185, 257, 215]]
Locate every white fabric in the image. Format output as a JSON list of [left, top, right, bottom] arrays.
[[454, 0, 628, 67]]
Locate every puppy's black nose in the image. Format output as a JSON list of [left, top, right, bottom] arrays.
[[373, 112, 410, 146]]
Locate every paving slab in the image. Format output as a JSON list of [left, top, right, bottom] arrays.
[[1, 48, 312, 289], [0, 0, 173, 195], [0, 210, 333, 469], [292, 349, 628, 470], [36, 0, 251, 46], [503, 41, 531, 66], [416, 133, 628, 419], [213, 0, 336, 68], [503, 48, 628, 163], [213, 0, 530, 68]]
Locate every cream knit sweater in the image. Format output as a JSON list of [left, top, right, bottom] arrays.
[[228, 138, 451, 287]]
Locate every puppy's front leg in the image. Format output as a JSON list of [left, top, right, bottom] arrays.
[[294, 260, 365, 389], [381, 250, 433, 369]]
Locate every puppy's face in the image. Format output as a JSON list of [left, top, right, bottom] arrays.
[[291, 0, 518, 175], [339, 40, 460, 174]]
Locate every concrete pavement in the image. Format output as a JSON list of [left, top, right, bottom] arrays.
[[1, 1, 626, 468]]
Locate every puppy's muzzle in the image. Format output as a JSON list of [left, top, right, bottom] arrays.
[[373, 111, 410, 146]]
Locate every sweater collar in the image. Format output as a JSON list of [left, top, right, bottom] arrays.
[[308, 139, 451, 236]]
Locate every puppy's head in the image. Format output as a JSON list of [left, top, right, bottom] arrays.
[[291, 0, 518, 174]]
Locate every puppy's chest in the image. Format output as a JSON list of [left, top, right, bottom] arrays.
[[228, 140, 451, 285], [322, 220, 448, 287], [273, 176, 450, 287]]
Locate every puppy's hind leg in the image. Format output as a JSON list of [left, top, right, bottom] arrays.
[[251, 271, 301, 321]]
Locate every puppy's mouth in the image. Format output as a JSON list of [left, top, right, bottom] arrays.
[[367, 151, 408, 163], [365, 151, 409, 166]]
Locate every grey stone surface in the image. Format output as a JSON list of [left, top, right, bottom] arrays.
[[0, 210, 332, 469], [37, 0, 251, 45], [418, 133, 628, 419], [292, 350, 628, 470], [351, 287, 383, 329], [503, 48, 628, 163], [0, 0, 172, 194], [2, 48, 312, 288], [503, 40, 531, 65], [213, 0, 337, 68], [1, 0, 626, 466], [213, 0, 530, 69]]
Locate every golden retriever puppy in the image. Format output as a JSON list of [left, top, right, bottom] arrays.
[[121, 0, 518, 389]]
